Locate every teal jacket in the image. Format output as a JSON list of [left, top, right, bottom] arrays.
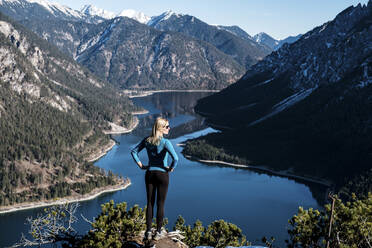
[[131, 137, 179, 172]]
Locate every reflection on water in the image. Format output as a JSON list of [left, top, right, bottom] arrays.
[[131, 92, 210, 139], [0, 91, 327, 248]]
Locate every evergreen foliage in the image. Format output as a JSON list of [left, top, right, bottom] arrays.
[[182, 139, 248, 165], [0, 11, 138, 206], [69, 201, 248, 248], [173, 215, 249, 248], [79, 200, 147, 247], [185, 71, 372, 189], [287, 193, 372, 248], [14, 195, 371, 248], [338, 168, 372, 202]]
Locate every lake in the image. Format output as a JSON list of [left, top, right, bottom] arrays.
[[0, 92, 327, 247]]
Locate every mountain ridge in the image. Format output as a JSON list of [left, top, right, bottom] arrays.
[[76, 16, 246, 89], [185, 1, 372, 186], [0, 1, 249, 89], [147, 11, 271, 69]]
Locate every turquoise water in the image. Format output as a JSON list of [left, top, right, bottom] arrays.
[[0, 92, 327, 247]]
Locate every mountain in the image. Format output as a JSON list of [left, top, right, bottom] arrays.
[[187, 2, 372, 185], [16, 17, 96, 58], [253, 32, 279, 50], [0, 11, 138, 206], [216, 25, 253, 41], [148, 11, 271, 69], [254, 32, 301, 50], [80, 4, 116, 20], [117, 9, 150, 24], [76, 17, 245, 90], [80, 5, 150, 24], [0, 0, 105, 23], [0, 2, 246, 89], [276, 34, 302, 48], [0, 0, 150, 25]]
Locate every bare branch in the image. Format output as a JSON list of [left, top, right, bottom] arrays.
[[11, 203, 80, 248]]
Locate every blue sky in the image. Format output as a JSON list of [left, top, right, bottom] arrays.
[[53, 0, 369, 40]]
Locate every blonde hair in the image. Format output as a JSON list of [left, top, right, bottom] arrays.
[[146, 117, 169, 145]]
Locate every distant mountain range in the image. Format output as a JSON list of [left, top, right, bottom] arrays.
[[75, 17, 245, 89], [147, 11, 271, 69], [189, 2, 372, 185], [253, 32, 302, 50], [80, 4, 151, 24], [0, 0, 300, 90]]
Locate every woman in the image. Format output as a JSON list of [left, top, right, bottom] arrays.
[[131, 117, 179, 241]]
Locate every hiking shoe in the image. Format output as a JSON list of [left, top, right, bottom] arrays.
[[153, 230, 166, 241], [143, 230, 152, 241]]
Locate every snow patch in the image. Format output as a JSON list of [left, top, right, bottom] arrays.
[[249, 87, 317, 126], [254, 78, 274, 87], [318, 23, 328, 33], [77, 20, 117, 57], [25, 0, 83, 18], [80, 4, 115, 19], [147, 10, 182, 26]]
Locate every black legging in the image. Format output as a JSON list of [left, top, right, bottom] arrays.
[[145, 170, 169, 232]]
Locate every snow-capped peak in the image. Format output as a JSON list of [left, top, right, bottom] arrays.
[[29, 0, 84, 18], [80, 4, 116, 19], [254, 32, 268, 42], [161, 10, 176, 19], [147, 10, 182, 26], [0, 0, 84, 19], [117, 9, 150, 24]]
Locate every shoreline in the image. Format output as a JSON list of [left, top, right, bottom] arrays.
[[132, 110, 149, 115], [93, 109, 146, 160], [0, 181, 131, 214], [87, 139, 117, 162], [184, 154, 332, 187], [103, 116, 140, 135], [90, 117, 141, 162], [0, 115, 141, 214], [123, 89, 220, 98]]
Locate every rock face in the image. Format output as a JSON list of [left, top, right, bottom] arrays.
[[148, 11, 271, 69], [76, 17, 245, 90], [0, 12, 134, 117], [129, 230, 188, 248]]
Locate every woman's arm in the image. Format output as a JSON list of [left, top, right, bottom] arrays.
[[131, 138, 147, 169], [165, 139, 179, 171]]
